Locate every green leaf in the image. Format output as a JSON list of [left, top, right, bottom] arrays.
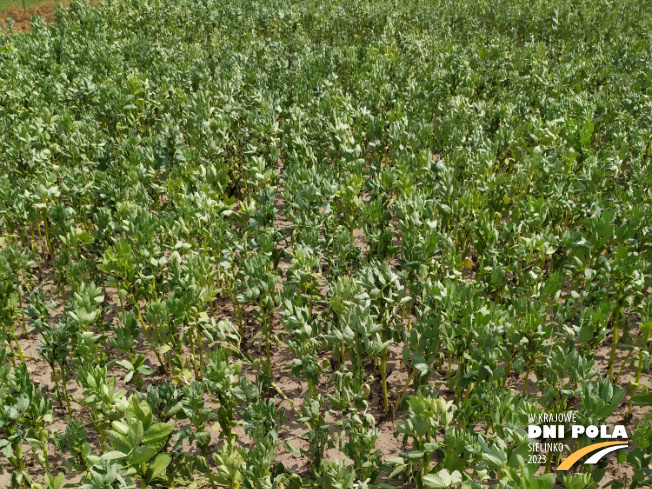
[[579, 324, 594, 343], [128, 420, 145, 447], [101, 450, 127, 461], [131, 445, 158, 464], [137, 365, 154, 375], [143, 422, 174, 446], [536, 473, 556, 489], [115, 360, 134, 371], [400, 451, 425, 460], [423, 474, 447, 488], [52, 473, 65, 489], [631, 394, 652, 406], [284, 441, 301, 457], [147, 453, 172, 481], [423, 470, 462, 488]]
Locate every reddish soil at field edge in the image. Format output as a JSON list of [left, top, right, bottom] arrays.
[[0, 2, 60, 32]]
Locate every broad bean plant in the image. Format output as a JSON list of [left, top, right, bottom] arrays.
[[1, 0, 652, 487]]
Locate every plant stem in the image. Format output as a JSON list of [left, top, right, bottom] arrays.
[[463, 382, 474, 401], [189, 325, 199, 380], [265, 312, 272, 378], [43, 441, 50, 471], [394, 368, 414, 414], [9, 321, 24, 363], [17, 290, 28, 336], [223, 343, 306, 422], [117, 292, 125, 316], [230, 292, 245, 340], [41, 211, 54, 262], [30, 223, 43, 278], [544, 449, 552, 473], [14, 307, 27, 338], [60, 362, 72, 417], [130, 293, 165, 369], [380, 348, 388, 414], [197, 327, 205, 380], [504, 358, 512, 387], [615, 333, 645, 385], [608, 307, 622, 382], [628, 334, 649, 415], [6, 339, 17, 367]]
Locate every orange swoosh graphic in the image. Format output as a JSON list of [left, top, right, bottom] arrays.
[[557, 441, 627, 470]]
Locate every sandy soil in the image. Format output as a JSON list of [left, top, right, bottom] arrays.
[[0, 2, 60, 32]]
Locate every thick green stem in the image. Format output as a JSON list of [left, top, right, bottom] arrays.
[[197, 324, 204, 380], [5, 339, 17, 367], [628, 334, 649, 415], [463, 382, 474, 401], [9, 321, 24, 363], [14, 307, 27, 338], [43, 441, 50, 472], [130, 293, 165, 369], [522, 368, 530, 396], [16, 442, 24, 471], [117, 292, 125, 316], [265, 315, 272, 378], [90, 416, 106, 447], [608, 307, 622, 382], [504, 358, 512, 387], [29, 222, 39, 254], [544, 448, 552, 473], [394, 368, 415, 414], [189, 325, 199, 380]]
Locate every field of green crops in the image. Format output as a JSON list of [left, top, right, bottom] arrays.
[[1, 0, 652, 487]]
